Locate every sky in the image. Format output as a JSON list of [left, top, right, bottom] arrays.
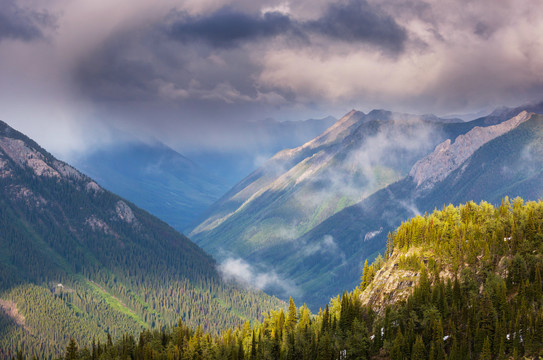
[[1, 0, 543, 157]]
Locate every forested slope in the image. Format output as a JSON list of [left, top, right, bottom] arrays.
[[0, 120, 284, 358]]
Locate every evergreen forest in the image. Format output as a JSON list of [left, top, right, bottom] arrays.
[[57, 197, 543, 359]]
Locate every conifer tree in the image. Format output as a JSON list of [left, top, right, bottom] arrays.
[[411, 335, 426, 360], [65, 339, 78, 360], [479, 337, 491, 360], [286, 297, 297, 331]]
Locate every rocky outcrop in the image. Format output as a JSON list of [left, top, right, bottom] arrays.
[[0, 137, 60, 178], [54, 161, 83, 180], [359, 247, 454, 313], [9, 185, 47, 208], [85, 181, 102, 194], [409, 111, 532, 190], [115, 200, 137, 224]]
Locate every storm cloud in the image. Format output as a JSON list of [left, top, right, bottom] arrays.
[[165, 1, 406, 53], [167, 8, 295, 47], [0, 0, 542, 157]]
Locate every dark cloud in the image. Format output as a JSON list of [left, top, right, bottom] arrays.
[[74, 1, 407, 112], [165, 2, 406, 53], [0, 0, 56, 41], [307, 0, 407, 53], [167, 8, 294, 47]]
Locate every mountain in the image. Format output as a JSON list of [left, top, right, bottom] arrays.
[[188, 110, 480, 302], [190, 105, 543, 310], [72, 141, 229, 232], [0, 120, 283, 358], [288, 111, 543, 308], [61, 198, 543, 360]]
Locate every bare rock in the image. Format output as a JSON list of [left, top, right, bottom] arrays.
[[0, 137, 60, 178], [359, 247, 455, 313], [409, 111, 532, 190], [0, 299, 29, 331], [53, 161, 83, 180], [9, 185, 47, 208], [115, 200, 136, 224]]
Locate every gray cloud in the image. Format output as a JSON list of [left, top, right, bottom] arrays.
[[307, 0, 407, 53], [165, 2, 406, 53], [0, 0, 55, 41], [167, 7, 295, 48]]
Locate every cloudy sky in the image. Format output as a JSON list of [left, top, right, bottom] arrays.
[[1, 0, 542, 156]]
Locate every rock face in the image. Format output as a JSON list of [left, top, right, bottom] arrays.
[[409, 111, 533, 190], [0, 132, 88, 183], [359, 248, 454, 313]]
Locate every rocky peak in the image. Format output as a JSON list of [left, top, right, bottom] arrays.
[[409, 111, 533, 190], [302, 109, 366, 149]]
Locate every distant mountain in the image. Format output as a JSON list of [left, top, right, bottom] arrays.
[[73, 141, 229, 231], [0, 120, 283, 358], [188, 109, 481, 304]]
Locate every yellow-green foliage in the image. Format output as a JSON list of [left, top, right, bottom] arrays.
[[61, 198, 543, 360], [388, 197, 543, 273], [397, 254, 424, 271]]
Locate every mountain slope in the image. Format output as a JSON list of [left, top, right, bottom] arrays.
[[188, 109, 483, 302], [184, 116, 337, 188], [190, 111, 466, 255], [73, 141, 229, 231], [288, 111, 543, 309], [0, 120, 283, 358]]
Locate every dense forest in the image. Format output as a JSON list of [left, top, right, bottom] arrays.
[[57, 197, 543, 359], [0, 120, 284, 359]]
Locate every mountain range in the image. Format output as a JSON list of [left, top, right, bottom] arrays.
[[3, 100, 543, 357], [71, 116, 336, 233], [189, 102, 543, 309]]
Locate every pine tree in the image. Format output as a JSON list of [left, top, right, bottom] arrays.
[[385, 232, 393, 260], [479, 336, 491, 360], [390, 327, 405, 360], [361, 260, 370, 290], [411, 335, 426, 360], [66, 338, 79, 360], [286, 297, 297, 331], [250, 330, 257, 360]]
